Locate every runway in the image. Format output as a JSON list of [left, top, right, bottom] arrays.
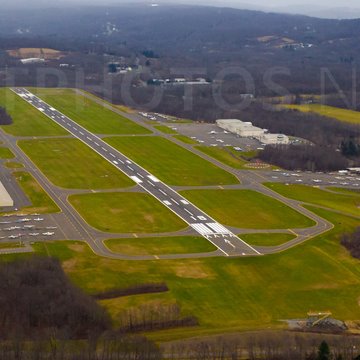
[[12, 88, 261, 257]]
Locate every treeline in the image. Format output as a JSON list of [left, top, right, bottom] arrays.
[[341, 227, 360, 259], [0, 333, 161, 360], [0, 106, 12, 125], [92, 283, 168, 300], [165, 333, 360, 360], [117, 303, 198, 333], [0, 256, 110, 340], [258, 145, 349, 172]]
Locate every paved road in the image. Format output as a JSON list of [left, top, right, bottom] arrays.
[[12, 87, 261, 257]]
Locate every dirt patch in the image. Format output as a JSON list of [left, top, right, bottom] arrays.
[[68, 243, 85, 253], [62, 258, 78, 272], [7, 48, 66, 59], [174, 263, 212, 279]]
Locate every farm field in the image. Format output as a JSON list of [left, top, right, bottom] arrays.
[[18, 138, 134, 190], [105, 236, 216, 256], [105, 136, 239, 186], [69, 192, 187, 233], [23, 208, 360, 341], [33, 88, 151, 135], [284, 103, 360, 124], [0, 88, 67, 137], [265, 183, 360, 218], [180, 189, 315, 229]]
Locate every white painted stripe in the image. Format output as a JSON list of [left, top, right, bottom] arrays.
[[163, 200, 172, 206], [191, 223, 214, 235], [95, 142, 99, 146], [159, 189, 167, 196], [148, 175, 160, 183], [110, 153, 116, 158], [198, 216, 207, 221], [207, 223, 230, 234], [101, 147, 107, 151], [130, 176, 142, 184], [148, 181, 155, 187], [126, 160, 132, 164], [138, 173, 144, 179], [184, 208, 194, 216], [39, 108, 44, 112], [171, 198, 179, 205], [180, 199, 189, 205], [112, 161, 118, 165], [127, 166, 134, 171]]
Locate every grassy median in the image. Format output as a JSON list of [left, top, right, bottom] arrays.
[[69, 192, 187, 233], [105, 136, 239, 186], [18, 138, 134, 190]]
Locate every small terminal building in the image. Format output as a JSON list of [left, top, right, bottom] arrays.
[[0, 182, 14, 207], [216, 119, 289, 145]]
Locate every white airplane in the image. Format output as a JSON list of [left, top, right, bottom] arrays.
[[29, 233, 39, 236], [23, 225, 35, 228], [0, 221, 11, 224], [42, 232, 54, 236], [19, 218, 31, 222], [46, 227, 57, 230], [8, 235, 19, 239], [34, 218, 44, 221]]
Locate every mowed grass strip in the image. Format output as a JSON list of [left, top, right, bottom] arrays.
[[284, 103, 360, 124], [32, 88, 151, 135], [31, 208, 360, 339], [154, 125, 178, 134], [18, 138, 134, 190], [265, 183, 360, 218], [0, 147, 15, 159], [196, 146, 248, 169], [4, 161, 23, 169], [68, 192, 187, 233], [241, 233, 296, 246], [105, 236, 216, 256], [13, 171, 60, 214], [180, 189, 315, 229], [105, 136, 238, 186], [0, 88, 67, 136], [173, 135, 198, 145]]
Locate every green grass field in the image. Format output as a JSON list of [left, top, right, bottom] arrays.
[[154, 125, 178, 134], [180, 189, 315, 229], [241, 233, 296, 246], [69, 192, 187, 233], [18, 138, 134, 190], [284, 103, 360, 124], [13, 171, 60, 214], [4, 161, 24, 169], [27, 207, 360, 341], [105, 236, 216, 256], [105, 136, 238, 186], [0, 147, 14, 159], [0, 88, 67, 136], [33, 88, 151, 135], [265, 183, 360, 218], [196, 146, 248, 169]]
